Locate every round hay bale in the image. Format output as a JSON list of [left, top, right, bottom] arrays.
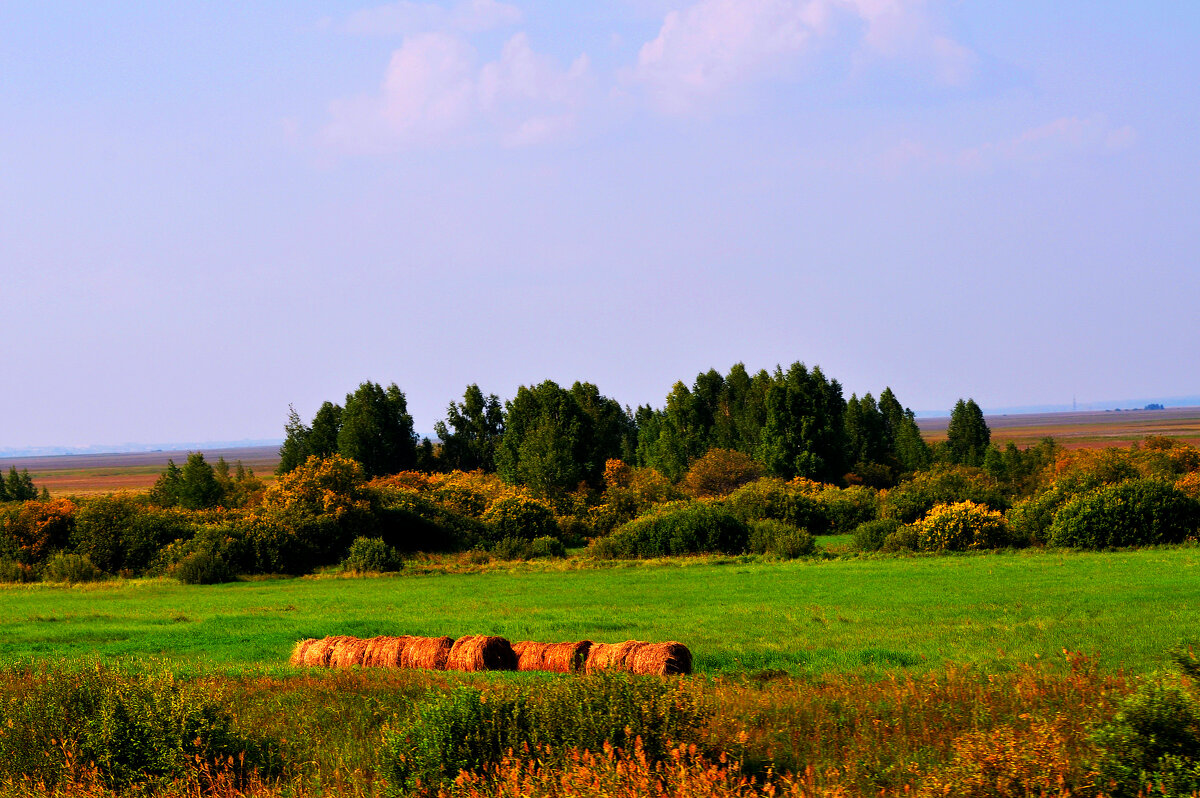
[[363, 635, 411, 668], [585, 641, 647, 674], [303, 636, 348, 667], [290, 638, 319, 667], [512, 640, 549, 672], [541, 641, 593, 674], [329, 636, 371, 668], [628, 642, 692, 676], [401, 636, 455, 670], [447, 635, 518, 672]]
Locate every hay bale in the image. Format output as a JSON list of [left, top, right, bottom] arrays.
[[447, 635, 518, 672], [628, 642, 692, 676], [541, 641, 593, 674], [512, 640, 548, 671], [290, 638, 319, 667], [301, 636, 349, 667], [585, 641, 648, 674], [363, 635, 411, 668], [401, 635, 455, 670], [329, 636, 371, 668]]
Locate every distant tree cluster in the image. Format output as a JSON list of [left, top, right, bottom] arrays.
[[5, 361, 1198, 583], [148, 452, 263, 510], [278, 365, 954, 495], [0, 467, 42, 503], [277, 382, 419, 478]]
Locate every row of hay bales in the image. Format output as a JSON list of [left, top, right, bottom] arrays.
[[291, 635, 691, 676]]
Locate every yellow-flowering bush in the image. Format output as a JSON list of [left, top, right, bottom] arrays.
[[589, 460, 681, 536], [481, 495, 559, 543], [914, 501, 1010, 552], [1177, 471, 1200, 500], [723, 478, 831, 534], [262, 455, 373, 521]]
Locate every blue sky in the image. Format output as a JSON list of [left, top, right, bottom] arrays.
[[2, 2, 1198, 448]]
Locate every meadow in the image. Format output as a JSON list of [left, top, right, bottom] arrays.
[[2, 547, 1197, 676], [2, 548, 1198, 797], [4, 411, 1200, 796]]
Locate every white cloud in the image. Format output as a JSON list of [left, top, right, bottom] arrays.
[[875, 115, 1138, 175], [849, 0, 973, 84], [959, 115, 1137, 169], [479, 34, 589, 110], [344, 0, 521, 36], [628, 0, 975, 113], [322, 31, 589, 151]]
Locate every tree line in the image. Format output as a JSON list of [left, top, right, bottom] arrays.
[[275, 363, 998, 494]]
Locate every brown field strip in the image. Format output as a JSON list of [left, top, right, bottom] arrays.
[[919, 407, 1200, 450], [0, 445, 280, 496]]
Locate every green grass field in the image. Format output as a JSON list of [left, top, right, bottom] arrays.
[[3, 547, 1197, 677]]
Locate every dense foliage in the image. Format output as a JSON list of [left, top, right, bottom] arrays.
[[380, 673, 708, 795], [6, 364, 1200, 578], [277, 381, 420, 477], [1048, 479, 1200, 550], [588, 501, 750, 558], [0, 663, 278, 791]]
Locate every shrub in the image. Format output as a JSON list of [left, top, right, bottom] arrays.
[[881, 465, 1008, 524], [41, 552, 103, 582], [341, 536, 403, 573], [816, 485, 880, 533], [913, 501, 1010, 552], [0, 498, 76, 565], [748, 519, 815, 559], [380, 673, 708, 796], [529, 535, 566, 558], [591, 461, 683, 537], [376, 490, 466, 552], [481, 496, 559, 543], [71, 495, 195, 575], [1177, 472, 1200, 500], [881, 526, 919, 552], [174, 551, 235, 585], [725, 478, 831, 534], [1092, 681, 1200, 798], [0, 663, 279, 790], [553, 515, 589, 547], [0, 558, 36, 583], [253, 454, 382, 567], [679, 448, 765, 498], [852, 518, 902, 552], [589, 501, 749, 558], [491, 536, 531, 560], [1049, 479, 1200, 550], [1006, 487, 1072, 547], [934, 719, 1075, 798]]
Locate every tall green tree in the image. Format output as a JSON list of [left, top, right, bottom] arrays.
[[570, 381, 637, 465], [149, 453, 225, 509], [758, 363, 848, 482], [307, 401, 343, 460], [845, 393, 887, 467], [3, 467, 37, 502], [878, 387, 932, 474], [495, 380, 625, 495], [276, 405, 311, 475], [434, 384, 504, 472], [337, 382, 417, 477], [178, 452, 223, 509], [946, 398, 991, 467]]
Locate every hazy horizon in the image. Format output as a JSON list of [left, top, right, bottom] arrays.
[[3, 3, 1197, 450]]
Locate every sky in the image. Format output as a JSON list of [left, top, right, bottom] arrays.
[[2, 1, 1198, 449]]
